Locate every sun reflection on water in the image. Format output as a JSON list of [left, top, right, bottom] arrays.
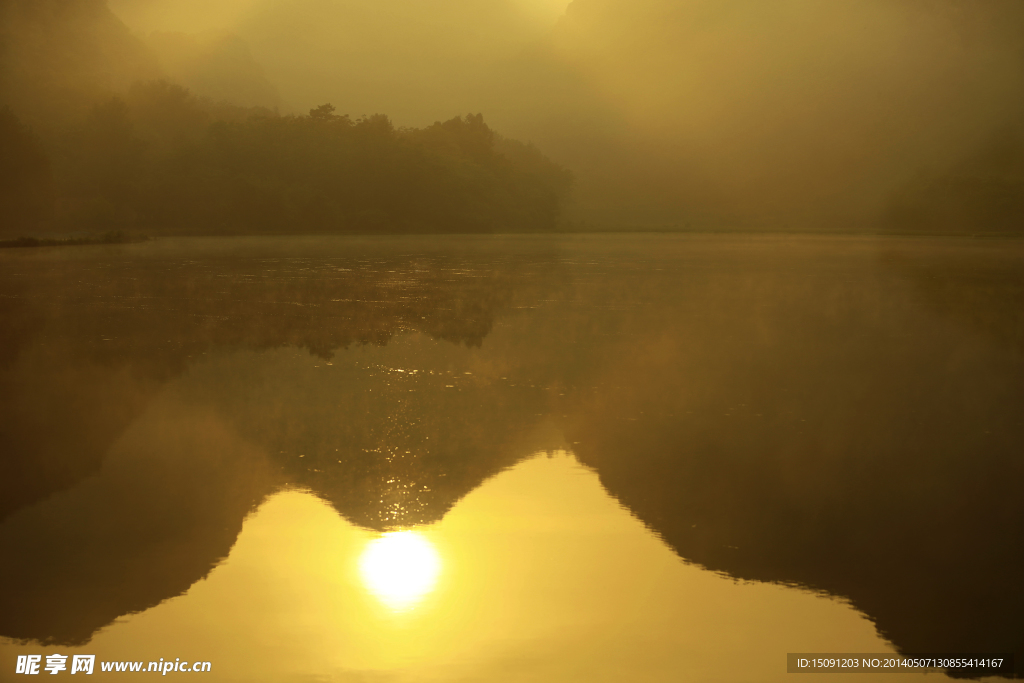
[[358, 530, 441, 611]]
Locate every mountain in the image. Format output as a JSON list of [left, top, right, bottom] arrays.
[[0, 0, 160, 132], [496, 0, 1024, 230]]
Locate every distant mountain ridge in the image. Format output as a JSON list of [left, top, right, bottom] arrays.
[[0, 0, 573, 236], [0, 0, 160, 131], [3, 0, 1023, 233]]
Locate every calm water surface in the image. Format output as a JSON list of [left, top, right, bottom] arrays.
[[0, 235, 1021, 682]]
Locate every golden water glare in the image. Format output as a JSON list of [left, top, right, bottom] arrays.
[[358, 531, 442, 611]]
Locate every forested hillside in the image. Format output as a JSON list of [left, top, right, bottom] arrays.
[[0, 0, 572, 236], [2, 88, 571, 236]]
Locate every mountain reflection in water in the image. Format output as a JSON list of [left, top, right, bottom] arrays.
[[0, 235, 1021, 681]]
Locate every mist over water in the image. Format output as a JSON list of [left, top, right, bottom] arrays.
[[0, 235, 1022, 680]]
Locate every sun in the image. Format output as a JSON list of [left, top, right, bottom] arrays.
[[359, 531, 441, 611]]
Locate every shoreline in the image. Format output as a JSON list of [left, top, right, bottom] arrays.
[[3, 229, 1021, 249], [0, 232, 150, 249]]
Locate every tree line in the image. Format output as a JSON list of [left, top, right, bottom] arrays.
[[1, 81, 573, 236]]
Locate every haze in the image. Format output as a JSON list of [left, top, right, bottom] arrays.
[[3, 0, 1023, 233]]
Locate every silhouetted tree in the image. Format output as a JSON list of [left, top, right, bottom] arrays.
[[30, 85, 573, 236]]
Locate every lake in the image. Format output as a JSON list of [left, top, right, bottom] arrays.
[[1, 234, 1021, 681]]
